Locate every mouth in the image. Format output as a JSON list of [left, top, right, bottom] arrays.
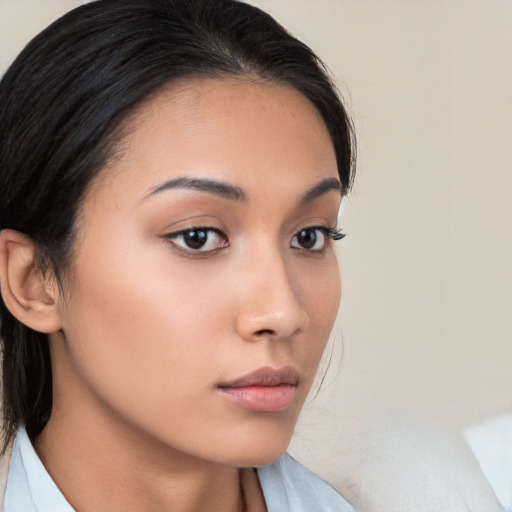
[[217, 366, 299, 412]]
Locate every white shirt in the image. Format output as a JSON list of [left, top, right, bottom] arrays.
[[3, 428, 355, 512], [464, 413, 512, 512]]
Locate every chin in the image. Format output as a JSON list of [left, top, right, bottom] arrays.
[[210, 425, 294, 468]]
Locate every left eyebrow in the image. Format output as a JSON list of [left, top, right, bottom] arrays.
[[144, 177, 246, 202], [298, 177, 342, 205]]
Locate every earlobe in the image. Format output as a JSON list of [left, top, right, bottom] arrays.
[[0, 229, 62, 333]]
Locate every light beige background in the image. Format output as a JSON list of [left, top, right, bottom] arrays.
[[1, 0, 511, 501]]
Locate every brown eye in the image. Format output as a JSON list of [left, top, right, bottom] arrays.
[[166, 227, 228, 252], [291, 228, 327, 251], [182, 230, 208, 249]]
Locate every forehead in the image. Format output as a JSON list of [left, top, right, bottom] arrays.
[[89, 77, 338, 203]]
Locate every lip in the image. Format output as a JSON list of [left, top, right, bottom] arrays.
[[217, 366, 299, 412]]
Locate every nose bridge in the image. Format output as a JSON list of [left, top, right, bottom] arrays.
[[234, 240, 308, 340]]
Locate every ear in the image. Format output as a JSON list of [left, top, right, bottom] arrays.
[[0, 229, 62, 333]]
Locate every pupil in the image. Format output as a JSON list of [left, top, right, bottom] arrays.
[[299, 229, 316, 249], [184, 230, 207, 249]]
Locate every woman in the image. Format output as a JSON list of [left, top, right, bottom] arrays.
[[0, 0, 356, 510]]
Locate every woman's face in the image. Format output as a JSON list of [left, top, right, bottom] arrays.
[[51, 78, 342, 467]]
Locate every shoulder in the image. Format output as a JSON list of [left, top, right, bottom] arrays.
[[464, 413, 512, 511], [257, 453, 355, 512]]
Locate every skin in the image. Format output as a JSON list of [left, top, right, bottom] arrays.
[[10, 78, 342, 511]]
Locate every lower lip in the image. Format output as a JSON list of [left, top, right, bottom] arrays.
[[218, 384, 296, 412]]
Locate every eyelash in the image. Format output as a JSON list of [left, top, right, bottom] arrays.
[[322, 227, 346, 242], [163, 225, 345, 255]]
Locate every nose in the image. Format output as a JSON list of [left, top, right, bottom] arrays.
[[233, 247, 309, 342]]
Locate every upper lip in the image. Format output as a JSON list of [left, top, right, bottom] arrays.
[[218, 366, 300, 388]]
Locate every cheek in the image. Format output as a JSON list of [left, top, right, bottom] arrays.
[[300, 252, 340, 322], [59, 241, 232, 413], [294, 254, 341, 369], [310, 264, 340, 325]]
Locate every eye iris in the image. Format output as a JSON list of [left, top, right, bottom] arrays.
[[184, 230, 208, 249], [298, 229, 317, 249]]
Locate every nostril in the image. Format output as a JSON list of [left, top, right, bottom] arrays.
[[254, 329, 276, 337]]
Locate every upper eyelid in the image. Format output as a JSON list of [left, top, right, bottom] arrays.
[[294, 224, 343, 237], [164, 225, 226, 237]]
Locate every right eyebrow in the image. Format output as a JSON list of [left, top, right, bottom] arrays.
[[143, 176, 247, 202], [298, 177, 342, 205]]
